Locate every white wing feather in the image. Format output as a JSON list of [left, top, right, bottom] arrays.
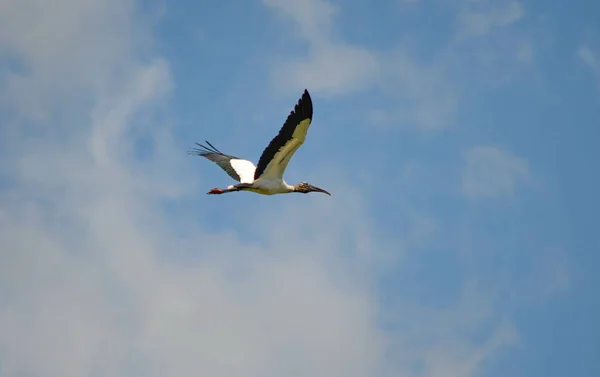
[[230, 159, 256, 183]]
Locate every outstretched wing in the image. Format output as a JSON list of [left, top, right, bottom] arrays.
[[189, 141, 256, 184], [254, 89, 313, 180]]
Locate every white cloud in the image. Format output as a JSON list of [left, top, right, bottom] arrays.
[[264, 0, 379, 96], [462, 146, 529, 199], [457, 0, 525, 39], [577, 44, 600, 87], [265, 0, 534, 131], [0, 202, 384, 377], [380, 50, 459, 130], [0, 2, 384, 376], [363, 56, 458, 130], [382, 282, 519, 377], [577, 45, 597, 69], [264, 0, 336, 43], [264, 0, 458, 129], [0, 0, 147, 124], [451, 0, 536, 91], [520, 248, 571, 303], [516, 40, 535, 64], [271, 43, 379, 96]]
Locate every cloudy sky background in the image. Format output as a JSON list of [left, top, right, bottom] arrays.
[[1, 0, 598, 376]]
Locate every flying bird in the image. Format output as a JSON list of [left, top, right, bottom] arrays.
[[189, 89, 331, 196]]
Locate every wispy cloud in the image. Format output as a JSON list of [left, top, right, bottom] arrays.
[[0, 0, 146, 124], [265, 0, 535, 130], [462, 145, 530, 199], [264, 0, 379, 95], [457, 0, 525, 39], [577, 44, 600, 87], [265, 0, 457, 129], [578, 45, 598, 69], [379, 49, 459, 130]]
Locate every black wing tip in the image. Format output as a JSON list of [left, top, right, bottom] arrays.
[[188, 140, 223, 156], [187, 148, 207, 156], [301, 89, 311, 103], [296, 89, 313, 120]]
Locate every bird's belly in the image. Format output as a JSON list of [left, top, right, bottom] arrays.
[[251, 179, 290, 195]]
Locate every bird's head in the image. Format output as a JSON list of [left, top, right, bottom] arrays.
[[293, 181, 331, 196]]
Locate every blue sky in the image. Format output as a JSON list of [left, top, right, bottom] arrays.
[[0, 0, 598, 376]]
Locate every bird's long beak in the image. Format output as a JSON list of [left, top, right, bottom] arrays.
[[309, 185, 331, 196]]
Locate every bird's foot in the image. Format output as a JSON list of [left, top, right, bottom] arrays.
[[207, 188, 224, 195]]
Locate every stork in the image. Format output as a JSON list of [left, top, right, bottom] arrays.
[[189, 89, 331, 196]]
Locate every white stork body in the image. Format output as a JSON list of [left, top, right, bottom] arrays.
[[230, 178, 293, 196], [190, 89, 330, 196]]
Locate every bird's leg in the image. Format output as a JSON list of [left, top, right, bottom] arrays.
[[207, 187, 236, 195], [207, 183, 252, 195], [207, 188, 225, 195]]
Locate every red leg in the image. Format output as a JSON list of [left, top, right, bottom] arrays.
[[207, 188, 224, 195]]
